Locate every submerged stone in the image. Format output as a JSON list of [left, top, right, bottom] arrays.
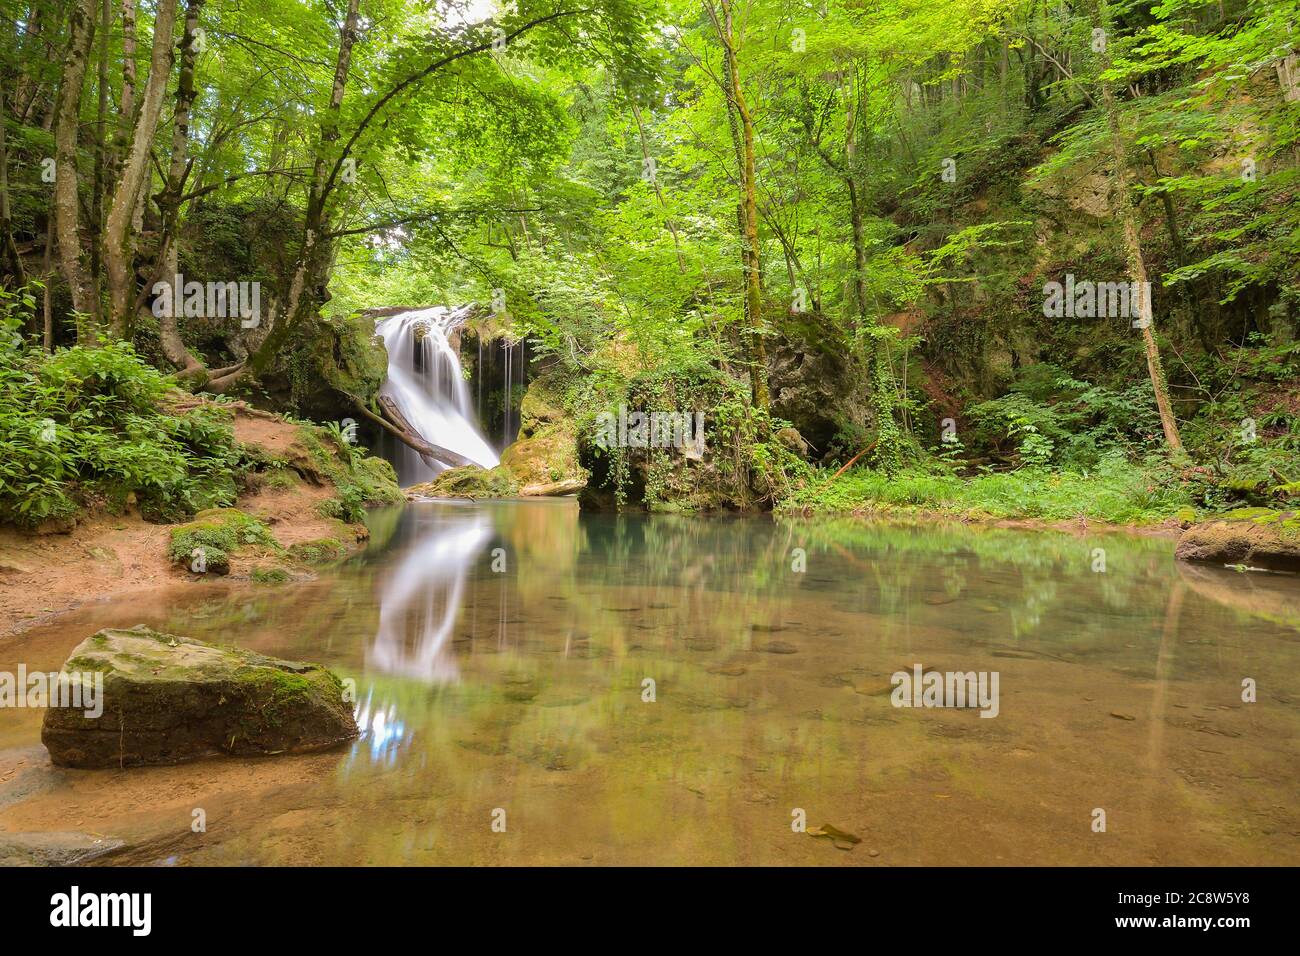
[[41, 625, 358, 768]]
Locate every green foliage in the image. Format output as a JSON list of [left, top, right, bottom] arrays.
[[0, 303, 241, 527], [294, 424, 403, 522], [780, 454, 1195, 525], [965, 364, 1164, 470]]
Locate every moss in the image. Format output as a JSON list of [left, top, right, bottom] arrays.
[[288, 537, 347, 565], [1218, 508, 1300, 537], [262, 465, 298, 490], [408, 464, 520, 499], [293, 424, 402, 521], [250, 566, 291, 584], [168, 508, 281, 573]]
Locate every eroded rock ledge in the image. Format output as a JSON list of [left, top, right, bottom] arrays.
[[1175, 509, 1300, 573]]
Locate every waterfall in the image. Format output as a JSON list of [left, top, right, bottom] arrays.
[[375, 306, 499, 485]]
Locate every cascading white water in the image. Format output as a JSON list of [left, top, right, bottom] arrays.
[[376, 305, 499, 485]]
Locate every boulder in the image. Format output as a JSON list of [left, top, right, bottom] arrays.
[[407, 464, 520, 499], [42, 626, 358, 768], [500, 373, 588, 495], [1175, 510, 1300, 573]]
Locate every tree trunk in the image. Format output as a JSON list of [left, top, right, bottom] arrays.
[[238, 0, 361, 387], [102, 0, 179, 338], [53, 0, 98, 331], [0, 84, 28, 287], [712, 0, 769, 410], [154, 0, 205, 373], [1096, 3, 1184, 454], [630, 100, 687, 274]]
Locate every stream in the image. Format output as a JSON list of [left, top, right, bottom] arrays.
[[1, 501, 1298, 865]]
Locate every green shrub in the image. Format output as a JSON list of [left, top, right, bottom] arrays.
[[0, 303, 241, 527]]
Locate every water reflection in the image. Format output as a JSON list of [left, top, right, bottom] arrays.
[[368, 508, 492, 684], [352, 688, 410, 766], [2, 502, 1298, 865]]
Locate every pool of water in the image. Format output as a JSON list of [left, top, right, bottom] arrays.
[[2, 500, 1297, 865]]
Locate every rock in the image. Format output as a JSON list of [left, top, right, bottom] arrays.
[[41, 625, 358, 768], [1175, 511, 1300, 573], [807, 823, 862, 850], [407, 464, 520, 499], [166, 507, 280, 575], [520, 477, 587, 497], [0, 831, 126, 867], [774, 426, 809, 458], [500, 373, 589, 495], [768, 319, 852, 455]]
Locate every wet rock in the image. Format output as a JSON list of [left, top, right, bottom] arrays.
[[499, 373, 588, 496], [1175, 511, 1300, 572], [774, 426, 809, 458], [807, 823, 862, 851], [0, 831, 125, 866], [41, 625, 358, 768]]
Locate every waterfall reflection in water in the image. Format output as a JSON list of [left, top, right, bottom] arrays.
[[368, 509, 492, 685]]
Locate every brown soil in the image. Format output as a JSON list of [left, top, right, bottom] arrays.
[[0, 401, 370, 640]]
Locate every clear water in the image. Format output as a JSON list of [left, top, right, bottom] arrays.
[[1, 501, 1297, 866]]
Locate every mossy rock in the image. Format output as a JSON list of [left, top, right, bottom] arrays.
[[41, 625, 358, 768], [167, 507, 280, 575], [288, 537, 348, 565], [407, 464, 520, 500], [1176, 510, 1300, 572], [501, 425, 587, 493]]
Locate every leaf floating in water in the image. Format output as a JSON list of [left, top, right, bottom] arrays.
[[808, 823, 862, 851]]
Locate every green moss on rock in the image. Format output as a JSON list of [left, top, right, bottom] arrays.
[[167, 508, 280, 575], [407, 464, 520, 499], [41, 625, 358, 768]]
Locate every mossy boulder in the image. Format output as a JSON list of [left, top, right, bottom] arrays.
[[41, 625, 358, 768], [1176, 509, 1300, 572], [167, 507, 279, 575], [498, 373, 588, 495], [407, 464, 520, 499]]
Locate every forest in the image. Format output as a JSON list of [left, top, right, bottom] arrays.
[[0, 0, 1297, 530]]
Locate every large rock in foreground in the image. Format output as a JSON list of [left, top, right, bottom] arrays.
[[1175, 510, 1300, 573], [42, 626, 358, 768]]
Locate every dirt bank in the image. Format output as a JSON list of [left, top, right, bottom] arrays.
[[0, 400, 397, 639]]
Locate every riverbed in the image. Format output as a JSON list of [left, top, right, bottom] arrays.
[[1, 500, 1297, 865]]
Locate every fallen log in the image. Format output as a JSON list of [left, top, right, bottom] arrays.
[[344, 393, 474, 470]]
